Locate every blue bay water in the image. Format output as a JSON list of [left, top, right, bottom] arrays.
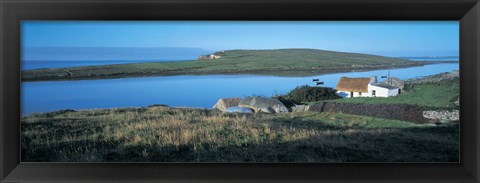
[[406, 58, 459, 61], [21, 47, 213, 70], [21, 63, 459, 115], [400, 56, 459, 61]]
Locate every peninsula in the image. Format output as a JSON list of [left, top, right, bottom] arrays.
[[21, 49, 456, 82]]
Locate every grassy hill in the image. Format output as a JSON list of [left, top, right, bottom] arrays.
[[22, 49, 425, 81], [207, 49, 413, 68]]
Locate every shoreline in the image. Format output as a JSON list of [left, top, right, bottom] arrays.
[[21, 61, 458, 82], [23, 71, 459, 117]]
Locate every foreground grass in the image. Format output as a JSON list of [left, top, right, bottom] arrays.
[[22, 49, 429, 81], [330, 78, 460, 109], [22, 106, 458, 162]]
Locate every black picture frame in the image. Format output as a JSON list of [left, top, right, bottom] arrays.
[[1, 0, 479, 182]]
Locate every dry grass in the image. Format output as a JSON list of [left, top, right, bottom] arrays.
[[21, 106, 458, 162]]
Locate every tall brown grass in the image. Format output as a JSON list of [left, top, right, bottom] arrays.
[[21, 106, 458, 162]]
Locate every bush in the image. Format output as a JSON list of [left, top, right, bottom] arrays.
[[273, 95, 297, 109], [284, 85, 340, 104], [403, 84, 414, 92]]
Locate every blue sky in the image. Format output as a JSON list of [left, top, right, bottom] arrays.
[[22, 21, 459, 57]]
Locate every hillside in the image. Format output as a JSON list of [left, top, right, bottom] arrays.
[[22, 49, 428, 81], [209, 49, 411, 66]]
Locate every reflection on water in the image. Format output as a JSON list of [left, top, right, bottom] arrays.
[[21, 63, 459, 115]]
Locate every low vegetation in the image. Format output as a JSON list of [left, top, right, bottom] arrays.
[[22, 49, 432, 81], [281, 85, 340, 104], [330, 78, 459, 109], [22, 106, 458, 162]]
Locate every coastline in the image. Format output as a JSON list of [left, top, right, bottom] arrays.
[[22, 70, 459, 116], [20, 70, 460, 162], [21, 60, 457, 82]]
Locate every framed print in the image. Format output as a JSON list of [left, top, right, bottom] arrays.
[[1, 0, 479, 182], [19, 20, 461, 163]]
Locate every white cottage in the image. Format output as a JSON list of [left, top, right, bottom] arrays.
[[336, 76, 400, 98]]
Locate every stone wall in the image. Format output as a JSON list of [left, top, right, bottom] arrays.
[[405, 70, 459, 85], [422, 110, 459, 121], [309, 102, 432, 123]]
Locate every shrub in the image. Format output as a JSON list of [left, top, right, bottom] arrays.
[[284, 85, 340, 104], [404, 84, 414, 92], [273, 95, 297, 109]]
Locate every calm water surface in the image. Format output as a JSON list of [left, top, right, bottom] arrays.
[[21, 63, 459, 115]]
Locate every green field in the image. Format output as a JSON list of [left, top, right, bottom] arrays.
[[21, 106, 458, 162], [329, 78, 460, 109], [22, 49, 430, 81]]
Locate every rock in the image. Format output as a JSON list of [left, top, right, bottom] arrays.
[[422, 110, 459, 121], [292, 105, 308, 112], [258, 107, 275, 114], [272, 104, 289, 113], [238, 96, 288, 113], [381, 77, 404, 90], [213, 98, 240, 112], [445, 70, 459, 78], [226, 106, 253, 113], [305, 105, 310, 111], [406, 70, 459, 85]]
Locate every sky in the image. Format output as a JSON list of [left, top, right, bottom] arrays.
[[22, 21, 459, 58]]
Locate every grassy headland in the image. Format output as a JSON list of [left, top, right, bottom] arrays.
[[21, 106, 458, 162], [21, 49, 447, 81]]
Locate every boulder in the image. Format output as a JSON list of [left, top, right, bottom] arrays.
[[226, 106, 253, 113], [292, 105, 308, 112], [238, 96, 288, 113], [272, 104, 289, 113], [257, 107, 276, 114], [213, 98, 240, 112]]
